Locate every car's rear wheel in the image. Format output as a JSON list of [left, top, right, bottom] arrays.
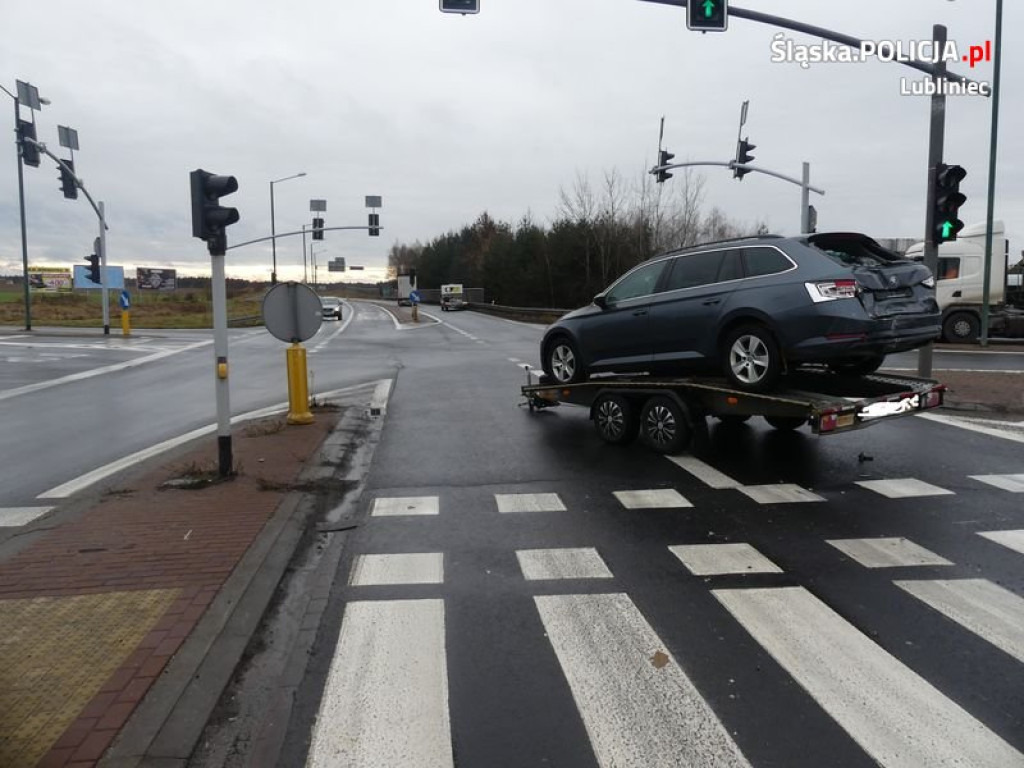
[[721, 324, 783, 392], [829, 355, 885, 376], [543, 336, 586, 384], [942, 311, 981, 343], [592, 394, 639, 445], [639, 396, 691, 454]]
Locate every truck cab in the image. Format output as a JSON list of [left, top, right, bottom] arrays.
[[440, 283, 466, 311]]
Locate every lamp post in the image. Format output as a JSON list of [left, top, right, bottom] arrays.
[[311, 247, 327, 289], [269, 171, 306, 284], [2, 79, 48, 331]]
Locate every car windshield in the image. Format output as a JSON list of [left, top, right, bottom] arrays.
[[321, 298, 340, 306], [807, 234, 904, 268]]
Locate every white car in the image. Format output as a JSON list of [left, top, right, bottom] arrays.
[[320, 297, 342, 320]]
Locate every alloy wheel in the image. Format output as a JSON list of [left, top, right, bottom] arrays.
[[729, 334, 771, 385]]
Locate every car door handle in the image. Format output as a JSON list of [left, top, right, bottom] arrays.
[[632, 309, 648, 316], [702, 299, 721, 306]]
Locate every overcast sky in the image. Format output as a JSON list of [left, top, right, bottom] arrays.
[[1, 0, 1019, 285]]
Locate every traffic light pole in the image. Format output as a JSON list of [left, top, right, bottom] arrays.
[[917, 25, 947, 380], [98, 201, 110, 334], [981, 0, 1004, 347], [12, 93, 31, 330], [211, 248, 232, 477]]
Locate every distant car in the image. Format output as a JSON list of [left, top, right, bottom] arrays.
[[320, 296, 342, 320], [540, 233, 941, 392], [441, 296, 466, 311]]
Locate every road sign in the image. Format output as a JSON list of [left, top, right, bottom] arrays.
[[409, 289, 422, 305], [262, 281, 323, 343], [119, 290, 131, 310]]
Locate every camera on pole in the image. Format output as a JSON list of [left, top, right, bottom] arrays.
[[733, 138, 756, 180], [933, 163, 967, 244], [190, 169, 239, 256], [656, 149, 675, 184]]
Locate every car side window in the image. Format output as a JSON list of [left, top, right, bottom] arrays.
[[663, 251, 724, 291], [717, 249, 744, 282], [743, 247, 792, 277], [605, 261, 666, 303]]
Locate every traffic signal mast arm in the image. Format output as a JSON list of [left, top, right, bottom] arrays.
[[649, 159, 826, 195], [226, 225, 383, 251], [637, 1, 987, 94], [19, 134, 108, 227]]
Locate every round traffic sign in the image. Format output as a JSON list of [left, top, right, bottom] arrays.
[[262, 282, 323, 343], [409, 289, 421, 304]]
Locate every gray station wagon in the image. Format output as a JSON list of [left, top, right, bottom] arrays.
[[540, 233, 941, 392]]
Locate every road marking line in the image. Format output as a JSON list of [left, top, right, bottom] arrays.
[[535, 593, 751, 768], [516, 548, 613, 580], [666, 455, 743, 489], [713, 586, 1023, 768], [918, 412, 1024, 444], [0, 339, 212, 403], [970, 474, 1024, 492], [371, 496, 440, 517], [495, 493, 566, 513], [37, 380, 387, 499], [669, 543, 783, 575], [884, 366, 1024, 372], [826, 537, 954, 568], [894, 578, 1024, 664], [613, 489, 692, 509], [854, 478, 955, 499], [738, 484, 825, 504], [349, 553, 444, 586], [0, 507, 55, 527], [978, 529, 1024, 556], [306, 599, 453, 768]]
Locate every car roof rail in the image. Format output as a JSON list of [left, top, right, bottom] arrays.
[[680, 233, 784, 251]]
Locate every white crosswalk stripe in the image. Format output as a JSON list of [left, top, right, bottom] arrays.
[[306, 599, 453, 768], [670, 543, 783, 575], [970, 473, 1024, 492], [494, 492, 565, 513], [535, 592, 752, 768], [516, 548, 612, 580], [826, 537, 954, 568], [613, 488, 692, 509], [978, 529, 1024, 556], [854, 478, 955, 499], [894, 578, 1024, 664], [713, 586, 1023, 768], [348, 553, 444, 586], [0, 506, 54, 527], [370, 496, 439, 516]]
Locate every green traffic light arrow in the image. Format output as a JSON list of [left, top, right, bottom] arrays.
[[941, 221, 954, 239], [703, 0, 716, 17]]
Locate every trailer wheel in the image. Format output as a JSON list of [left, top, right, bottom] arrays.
[[592, 394, 639, 445], [639, 396, 692, 454], [942, 311, 980, 343], [721, 324, 783, 392], [765, 415, 806, 431]]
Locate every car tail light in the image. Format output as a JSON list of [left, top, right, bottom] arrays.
[[805, 279, 860, 303]]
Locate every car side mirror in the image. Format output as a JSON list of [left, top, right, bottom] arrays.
[[594, 293, 608, 309]]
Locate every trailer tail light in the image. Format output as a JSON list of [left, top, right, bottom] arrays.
[[820, 411, 839, 432], [924, 389, 943, 409], [805, 279, 860, 303]]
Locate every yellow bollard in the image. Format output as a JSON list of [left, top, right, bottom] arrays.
[[121, 310, 131, 336], [412, 304, 419, 323], [286, 342, 314, 425]]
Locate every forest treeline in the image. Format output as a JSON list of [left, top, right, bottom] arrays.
[[387, 168, 767, 309]]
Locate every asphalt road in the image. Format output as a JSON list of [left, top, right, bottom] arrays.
[[265, 306, 1023, 767], [3, 308, 1023, 766]]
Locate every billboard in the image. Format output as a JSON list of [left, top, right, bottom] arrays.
[[136, 268, 177, 291], [73, 265, 125, 290], [28, 267, 72, 292]]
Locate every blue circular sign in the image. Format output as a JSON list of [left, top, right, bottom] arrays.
[[409, 289, 422, 304]]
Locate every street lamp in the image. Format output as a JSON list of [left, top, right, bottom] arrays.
[[269, 171, 306, 284]]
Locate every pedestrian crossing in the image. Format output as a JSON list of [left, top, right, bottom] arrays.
[[309, 490, 1024, 767]]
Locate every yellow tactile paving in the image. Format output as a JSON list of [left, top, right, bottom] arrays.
[[0, 588, 179, 767]]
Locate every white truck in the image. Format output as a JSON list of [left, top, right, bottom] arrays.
[[440, 283, 466, 311], [905, 220, 1024, 342]]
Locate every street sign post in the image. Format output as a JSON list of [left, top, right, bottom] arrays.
[[262, 282, 323, 425]]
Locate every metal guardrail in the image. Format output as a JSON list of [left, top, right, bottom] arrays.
[[464, 303, 571, 325]]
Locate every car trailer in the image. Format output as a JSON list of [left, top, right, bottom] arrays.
[[521, 368, 946, 454]]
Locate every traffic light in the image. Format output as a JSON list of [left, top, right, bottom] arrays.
[[440, 0, 479, 13], [733, 138, 756, 180], [313, 217, 324, 240], [190, 169, 239, 255], [59, 159, 77, 200], [85, 251, 101, 284], [368, 212, 380, 236], [687, 0, 728, 31], [656, 149, 675, 184], [17, 120, 40, 168], [933, 163, 967, 243]]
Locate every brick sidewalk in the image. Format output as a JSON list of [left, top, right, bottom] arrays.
[[0, 412, 341, 768]]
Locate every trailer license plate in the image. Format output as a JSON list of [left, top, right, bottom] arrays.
[[837, 413, 855, 428]]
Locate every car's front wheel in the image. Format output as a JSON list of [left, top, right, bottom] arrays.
[[721, 324, 783, 392], [543, 336, 586, 384]]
